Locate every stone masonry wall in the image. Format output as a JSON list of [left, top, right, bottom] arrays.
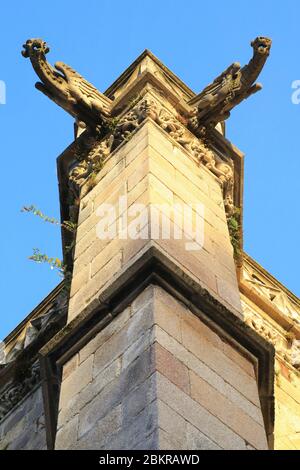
[[274, 362, 300, 449], [0, 386, 47, 450], [68, 120, 242, 323], [56, 286, 268, 450]]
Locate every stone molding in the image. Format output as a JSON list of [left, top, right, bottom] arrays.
[[69, 91, 235, 218], [0, 285, 67, 367], [0, 284, 67, 424], [0, 361, 40, 422], [39, 247, 275, 449], [240, 254, 300, 375], [22, 38, 271, 135]]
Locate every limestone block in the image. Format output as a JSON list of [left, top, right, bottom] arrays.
[[59, 355, 93, 410], [155, 343, 190, 395], [57, 358, 122, 430], [181, 318, 259, 405], [79, 307, 130, 364], [57, 286, 268, 450], [157, 400, 187, 448], [69, 121, 242, 322], [186, 423, 222, 450], [55, 415, 79, 450], [156, 324, 262, 424], [156, 372, 247, 450], [190, 371, 267, 449]]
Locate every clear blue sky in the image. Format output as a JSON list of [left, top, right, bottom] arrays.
[[0, 1, 299, 339]]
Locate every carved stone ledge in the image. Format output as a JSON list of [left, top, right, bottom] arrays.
[[0, 288, 68, 367], [68, 93, 236, 218], [242, 256, 300, 327], [22, 39, 112, 132], [188, 37, 272, 130], [0, 361, 40, 421], [0, 285, 67, 424], [243, 303, 300, 371]]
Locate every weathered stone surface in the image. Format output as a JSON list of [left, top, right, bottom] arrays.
[[122, 328, 154, 370], [56, 415, 79, 450], [155, 343, 190, 395], [77, 346, 155, 439], [57, 358, 122, 430], [74, 406, 122, 450], [159, 428, 185, 450], [155, 325, 263, 424], [62, 353, 79, 380], [57, 284, 268, 450], [153, 286, 183, 343], [79, 307, 130, 364], [68, 120, 243, 323], [134, 431, 158, 450], [156, 372, 247, 450], [186, 423, 222, 450], [157, 400, 187, 448], [181, 315, 260, 405], [59, 355, 94, 410], [108, 400, 158, 450], [0, 386, 47, 450], [190, 371, 267, 449], [122, 374, 157, 425]]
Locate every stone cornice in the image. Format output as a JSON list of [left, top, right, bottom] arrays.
[[243, 253, 300, 309], [67, 91, 238, 216], [104, 49, 195, 102], [241, 254, 300, 331], [56, 88, 243, 274], [240, 253, 300, 374], [109, 71, 194, 118], [0, 283, 67, 423], [1, 282, 66, 359], [39, 246, 275, 449]]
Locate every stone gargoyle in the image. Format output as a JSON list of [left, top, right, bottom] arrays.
[[189, 36, 272, 132], [22, 39, 111, 132]]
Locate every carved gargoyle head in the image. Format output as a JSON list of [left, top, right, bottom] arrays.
[[22, 38, 50, 58], [251, 37, 272, 55]]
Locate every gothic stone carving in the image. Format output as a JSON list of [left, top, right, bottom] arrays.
[[189, 37, 272, 132], [22, 38, 246, 219], [22, 39, 111, 132], [0, 292, 68, 367], [243, 303, 300, 371], [0, 362, 40, 421], [290, 340, 300, 369], [0, 289, 67, 422], [243, 262, 300, 325], [69, 134, 114, 192], [68, 96, 235, 217]]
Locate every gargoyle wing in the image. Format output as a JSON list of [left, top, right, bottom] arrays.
[[195, 62, 241, 98], [189, 37, 272, 130], [54, 62, 111, 116], [22, 39, 112, 131]]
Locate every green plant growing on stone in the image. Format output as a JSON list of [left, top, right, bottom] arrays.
[[22, 205, 77, 288], [227, 207, 241, 259], [22, 205, 77, 234], [29, 248, 64, 275], [107, 117, 120, 133]]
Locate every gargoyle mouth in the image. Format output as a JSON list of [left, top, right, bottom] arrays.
[[251, 37, 272, 55], [22, 39, 50, 58]]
